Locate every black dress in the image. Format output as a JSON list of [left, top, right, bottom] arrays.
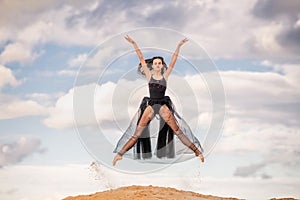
[[113, 76, 203, 162]]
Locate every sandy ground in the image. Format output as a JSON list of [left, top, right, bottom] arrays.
[[63, 185, 240, 200]]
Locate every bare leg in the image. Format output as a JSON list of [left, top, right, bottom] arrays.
[[113, 105, 154, 166], [159, 105, 204, 162]]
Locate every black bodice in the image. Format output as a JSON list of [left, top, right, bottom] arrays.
[[148, 76, 166, 99]]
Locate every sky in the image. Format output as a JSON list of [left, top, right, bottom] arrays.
[[0, 0, 300, 199]]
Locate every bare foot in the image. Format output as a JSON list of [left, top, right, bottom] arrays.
[[198, 153, 205, 162], [113, 154, 123, 166]]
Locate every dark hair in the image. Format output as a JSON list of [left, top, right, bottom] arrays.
[[137, 56, 168, 76]]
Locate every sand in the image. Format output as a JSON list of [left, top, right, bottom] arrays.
[[63, 185, 240, 200]]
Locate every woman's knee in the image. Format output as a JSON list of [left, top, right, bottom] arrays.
[[159, 104, 170, 117], [159, 105, 179, 131], [139, 105, 154, 126], [145, 105, 154, 117]]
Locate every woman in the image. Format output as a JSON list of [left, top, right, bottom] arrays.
[[113, 35, 204, 166]]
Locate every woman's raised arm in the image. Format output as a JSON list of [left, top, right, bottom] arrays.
[[125, 35, 151, 81], [164, 38, 188, 80]]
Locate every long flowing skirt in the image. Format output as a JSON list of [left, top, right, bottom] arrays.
[[113, 96, 203, 162]]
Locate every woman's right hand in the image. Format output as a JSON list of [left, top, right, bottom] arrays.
[[112, 153, 123, 166], [124, 35, 136, 45]]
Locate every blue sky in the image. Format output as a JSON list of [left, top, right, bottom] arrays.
[[0, 0, 300, 199]]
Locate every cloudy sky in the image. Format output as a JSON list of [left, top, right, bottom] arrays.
[[0, 0, 300, 199]]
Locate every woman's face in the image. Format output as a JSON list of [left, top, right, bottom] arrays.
[[152, 58, 163, 72]]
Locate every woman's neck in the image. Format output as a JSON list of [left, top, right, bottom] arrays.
[[153, 71, 162, 78]]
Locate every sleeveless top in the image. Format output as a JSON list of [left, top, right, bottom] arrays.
[[148, 75, 166, 99]]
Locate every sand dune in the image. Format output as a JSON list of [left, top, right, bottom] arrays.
[[63, 185, 240, 200]]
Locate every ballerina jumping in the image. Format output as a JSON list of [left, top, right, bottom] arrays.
[[113, 35, 204, 166]]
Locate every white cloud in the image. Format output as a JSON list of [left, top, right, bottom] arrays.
[[44, 81, 131, 129], [217, 119, 300, 156], [0, 0, 299, 62], [38, 5, 101, 47], [0, 99, 49, 120], [183, 0, 300, 60], [249, 22, 284, 55], [220, 69, 300, 125], [43, 87, 76, 129], [0, 1, 103, 65], [0, 136, 44, 168], [0, 27, 11, 46], [43, 83, 115, 129], [57, 69, 78, 76], [25, 92, 64, 107], [233, 162, 268, 178], [85, 46, 119, 68], [0, 42, 43, 65], [0, 0, 92, 28], [41, 82, 116, 129], [0, 65, 21, 89], [295, 18, 300, 28], [274, 63, 300, 86], [184, 0, 256, 58], [68, 53, 88, 67]]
